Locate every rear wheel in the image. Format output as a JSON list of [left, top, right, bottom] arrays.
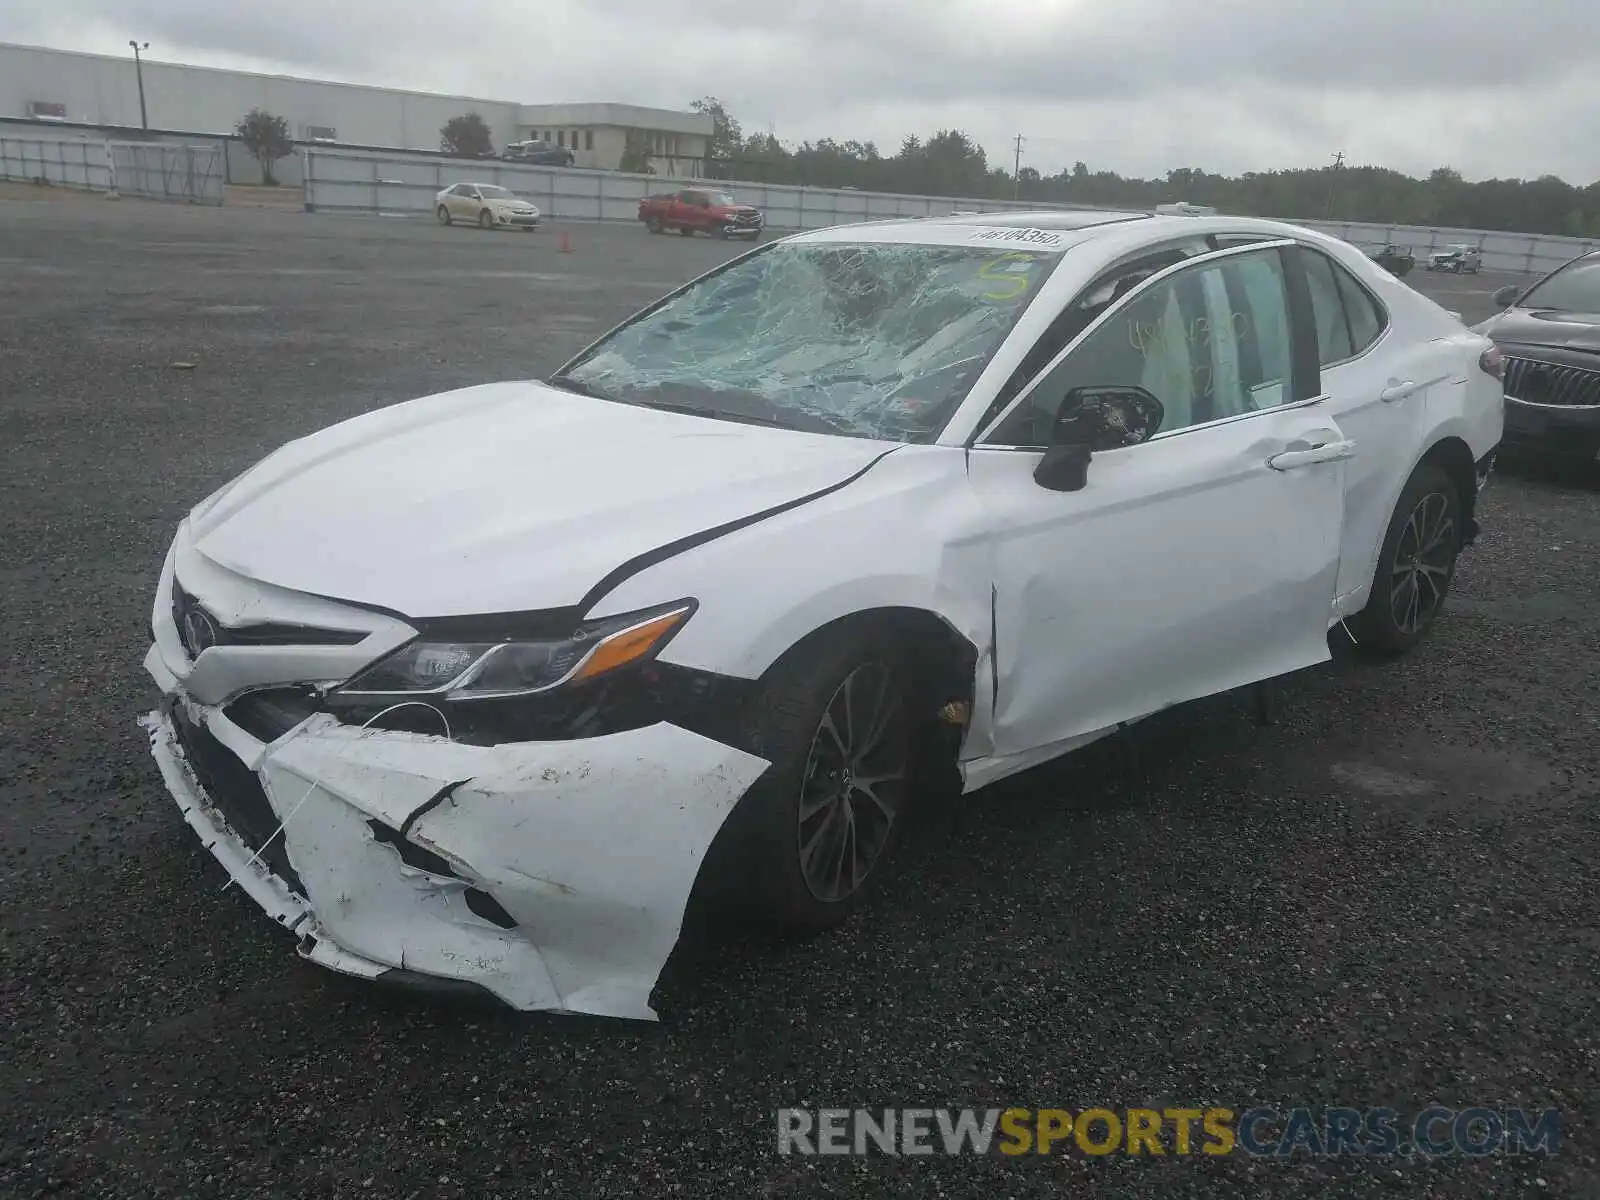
[[478, 208, 494, 230], [436, 205, 451, 225], [707, 631, 920, 931], [1348, 462, 1463, 657]]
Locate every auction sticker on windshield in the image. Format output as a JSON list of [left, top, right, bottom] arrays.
[[967, 227, 1068, 247]]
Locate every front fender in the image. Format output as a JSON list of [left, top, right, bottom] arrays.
[[582, 444, 991, 681]]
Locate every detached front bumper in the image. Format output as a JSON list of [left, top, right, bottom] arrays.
[[141, 645, 768, 1020]]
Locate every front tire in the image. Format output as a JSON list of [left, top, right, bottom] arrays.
[[436, 205, 452, 225], [645, 215, 663, 234], [1348, 462, 1463, 657], [711, 633, 918, 932], [478, 208, 494, 230]]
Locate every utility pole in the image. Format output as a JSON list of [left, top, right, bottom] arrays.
[[1325, 149, 1345, 217], [129, 41, 150, 129], [1012, 134, 1025, 200]]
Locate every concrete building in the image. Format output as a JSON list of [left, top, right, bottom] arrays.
[[517, 104, 711, 175], [0, 41, 712, 175]]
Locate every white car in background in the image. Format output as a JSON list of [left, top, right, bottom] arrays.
[[435, 182, 540, 231], [141, 210, 1503, 1020], [1427, 244, 1483, 274]]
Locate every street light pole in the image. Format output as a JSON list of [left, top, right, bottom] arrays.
[[129, 41, 149, 129]]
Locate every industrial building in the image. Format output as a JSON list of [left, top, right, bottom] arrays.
[[0, 41, 713, 176]]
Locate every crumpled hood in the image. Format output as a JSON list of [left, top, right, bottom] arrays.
[[1480, 309, 1600, 353], [187, 381, 891, 617]]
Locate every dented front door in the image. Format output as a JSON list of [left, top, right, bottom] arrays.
[[968, 409, 1347, 756], [966, 241, 1348, 759]]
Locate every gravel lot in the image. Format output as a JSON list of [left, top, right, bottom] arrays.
[[2, 197, 1596, 1198]]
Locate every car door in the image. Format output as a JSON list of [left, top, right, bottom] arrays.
[[965, 241, 1350, 758], [1298, 246, 1446, 606], [446, 185, 473, 219]]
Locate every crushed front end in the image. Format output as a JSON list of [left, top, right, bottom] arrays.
[[141, 527, 769, 1020]]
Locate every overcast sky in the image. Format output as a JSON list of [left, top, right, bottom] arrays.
[[6, 0, 1597, 184]]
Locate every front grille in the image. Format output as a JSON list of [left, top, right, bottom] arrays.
[[168, 700, 307, 897], [1503, 356, 1600, 408], [171, 582, 368, 660], [732, 212, 761, 226]]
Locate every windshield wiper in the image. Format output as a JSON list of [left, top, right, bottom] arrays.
[[636, 398, 799, 429], [545, 374, 606, 398]]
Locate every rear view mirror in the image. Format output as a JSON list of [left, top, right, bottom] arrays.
[[1033, 386, 1165, 493], [1492, 284, 1521, 309]]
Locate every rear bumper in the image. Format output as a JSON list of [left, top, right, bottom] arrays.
[[142, 644, 769, 1019]]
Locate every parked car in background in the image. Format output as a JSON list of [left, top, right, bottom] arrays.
[[1427, 244, 1483, 274], [1474, 249, 1600, 462], [435, 183, 541, 231], [1367, 243, 1415, 276], [638, 188, 764, 239], [140, 209, 1502, 1018], [502, 140, 575, 167]]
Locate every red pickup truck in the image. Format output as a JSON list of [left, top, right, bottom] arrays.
[[638, 188, 764, 239]]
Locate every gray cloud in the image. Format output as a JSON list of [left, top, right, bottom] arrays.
[[6, 0, 1598, 183]]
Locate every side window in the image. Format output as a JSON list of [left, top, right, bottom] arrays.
[[1301, 250, 1356, 364], [1334, 265, 1386, 353], [985, 248, 1294, 445], [977, 248, 1194, 431]]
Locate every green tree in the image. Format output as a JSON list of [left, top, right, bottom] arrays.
[[690, 97, 743, 176], [440, 112, 493, 158], [619, 130, 653, 175], [234, 108, 292, 186]]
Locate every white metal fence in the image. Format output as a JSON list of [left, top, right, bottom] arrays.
[[303, 146, 1599, 278], [107, 141, 225, 205], [300, 146, 1110, 227], [0, 134, 113, 190], [0, 133, 225, 203]]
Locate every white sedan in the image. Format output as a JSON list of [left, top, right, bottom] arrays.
[[434, 182, 540, 230], [140, 210, 1504, 1019]]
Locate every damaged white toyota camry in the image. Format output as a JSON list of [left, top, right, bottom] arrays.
[[142, 210, 1504, 1019]]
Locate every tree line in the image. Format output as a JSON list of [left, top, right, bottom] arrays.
[[689, 98, 1600, 239]]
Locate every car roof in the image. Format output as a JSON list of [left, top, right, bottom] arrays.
[[785, 209, 1331, 251]]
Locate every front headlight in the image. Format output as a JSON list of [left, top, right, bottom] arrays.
[[330, 600, 695, 703]]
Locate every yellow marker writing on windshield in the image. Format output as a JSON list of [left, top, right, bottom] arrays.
[[977, 253, 1033, 301]]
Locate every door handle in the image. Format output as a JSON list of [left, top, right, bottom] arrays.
[[1267, 439, 1356, 470], [1380, 380, 1419, 402]]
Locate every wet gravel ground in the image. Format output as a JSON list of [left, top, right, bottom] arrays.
[[1, 197, 1597, 1198]]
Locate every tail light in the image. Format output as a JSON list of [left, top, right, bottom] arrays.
[[1478, 345, 1504, 379]]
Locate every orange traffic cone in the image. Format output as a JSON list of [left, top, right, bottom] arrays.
[[558, 231, 571, 253]]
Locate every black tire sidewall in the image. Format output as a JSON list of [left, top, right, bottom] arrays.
[[705, 631, 920, 932], [1351, 462, 1462, 656]]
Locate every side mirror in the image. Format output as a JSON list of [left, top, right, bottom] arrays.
[[1492, 284, 1521, 309], [1033, 386, 1165, 493]]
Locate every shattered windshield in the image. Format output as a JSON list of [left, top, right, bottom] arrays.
[[554, 241, 1062, 441]]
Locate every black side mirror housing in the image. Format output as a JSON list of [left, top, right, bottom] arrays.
[[1492, 284, 1521, 309], [1032, 386, 1165, 492]]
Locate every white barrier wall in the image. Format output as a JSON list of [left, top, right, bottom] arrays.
[[303, 147, 1599, 276], [0, 133, 112, 189], [300, 146, 1111, 227], [303, 147, 1600, 278]]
